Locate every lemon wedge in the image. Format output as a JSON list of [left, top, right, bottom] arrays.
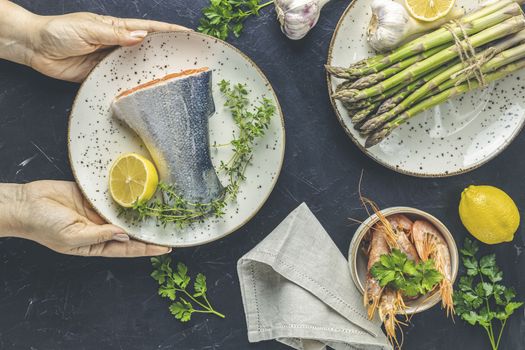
[[405, 0, 456, 22], [109, 153, 159, 208]]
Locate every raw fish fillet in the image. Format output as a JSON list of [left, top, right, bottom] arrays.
[[111, 68, 223, 204]]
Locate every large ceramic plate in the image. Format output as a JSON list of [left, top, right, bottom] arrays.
[[328, 0, 525, 177], [69, 32, 285, 247]]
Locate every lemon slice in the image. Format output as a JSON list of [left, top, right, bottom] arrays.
[[405, 0, 456, 22], [109, 153, 159, 208]]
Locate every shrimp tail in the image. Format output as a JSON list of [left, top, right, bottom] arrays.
[[440, 278, 455, 317]]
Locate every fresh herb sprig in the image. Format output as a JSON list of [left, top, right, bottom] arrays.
[[121, 80, 275, 226], [151, 255, 225, 322], [371, 249, 443, 297], [217, 80, 275, 197], [454, 238, 523, 350], [197, 0, 274, 40]]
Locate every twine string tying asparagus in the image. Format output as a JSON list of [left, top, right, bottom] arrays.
[[444, 20, 492, 87]]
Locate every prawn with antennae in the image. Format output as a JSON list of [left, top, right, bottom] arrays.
[[412, 220, 455, 316], [360, 198, 408, 348]]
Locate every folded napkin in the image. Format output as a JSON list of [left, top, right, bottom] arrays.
[[237, 203, 391, 350]]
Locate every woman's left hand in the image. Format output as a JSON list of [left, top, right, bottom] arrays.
[[1, 180, 172, 257]]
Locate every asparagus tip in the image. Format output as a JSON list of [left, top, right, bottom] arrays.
[[365, 128, 391, 148]]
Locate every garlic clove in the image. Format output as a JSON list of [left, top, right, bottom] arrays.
[[275, 0, 329, 40], [367, 0, 411, 52]]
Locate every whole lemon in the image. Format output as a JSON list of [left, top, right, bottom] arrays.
[[459, 185, 520, 244]]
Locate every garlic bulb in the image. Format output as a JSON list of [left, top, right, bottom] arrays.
[[275, 0, 330, 40], [367, 0, 464, 52]]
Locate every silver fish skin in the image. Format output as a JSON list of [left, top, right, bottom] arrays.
[[111, 68, 224, 204]]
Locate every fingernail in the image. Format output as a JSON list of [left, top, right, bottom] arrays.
[[166, 248, 172, 253], [113, 233, 130, 242], [130, 30, 148, 39]]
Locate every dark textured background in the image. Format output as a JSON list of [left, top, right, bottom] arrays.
[[0, 0, 524, 349]]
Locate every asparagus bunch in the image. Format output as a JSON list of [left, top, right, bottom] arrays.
[[366, 59, 525, 147], [327, 1, 525, 147]]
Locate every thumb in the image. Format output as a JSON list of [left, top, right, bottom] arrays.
[[91, 21, 148, 47], [75, 223, 130, 246]]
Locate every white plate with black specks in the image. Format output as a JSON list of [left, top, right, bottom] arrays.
[[327, 0, 525, 177], [68, 32, 285, 247]]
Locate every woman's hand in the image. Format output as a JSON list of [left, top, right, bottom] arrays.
[[0, 1, 189, 82], [0, 180, 171, 257]]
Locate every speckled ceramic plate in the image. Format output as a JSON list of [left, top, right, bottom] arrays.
[[328, 0, 525, 177], [69, 32, 285, 247]]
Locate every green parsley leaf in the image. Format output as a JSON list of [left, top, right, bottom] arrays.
[[504, 288, 517, 303], [454, 238, 523, 350], [462, 256, 479, 275], [152, 257, 225, 322], [462, 311, 481, 326], [418, 260, 443, 293], [460, 238, 479, 257], [169, 300, 194, 322], [458, 276, 474, 292], [159, 284, 176, 301], [197, 0, 273, 40], [194, 273, 208, 297], [172, 263, 191, 289], [505, 302, 524, 316], [371, 249, 443, 297]]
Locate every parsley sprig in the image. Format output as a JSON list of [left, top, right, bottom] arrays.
[[371, 249, 443, 297], [454, 238, 523, 350], [151, 255, 225, 322], [198, 0, 274, 40], [120, 80, 275, 226]]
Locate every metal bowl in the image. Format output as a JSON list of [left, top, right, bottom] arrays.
[[348, 206, 459, 314]]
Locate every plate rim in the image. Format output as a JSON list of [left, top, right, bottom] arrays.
[[68, 31, 286, 248], [326, 0, 525, 178]]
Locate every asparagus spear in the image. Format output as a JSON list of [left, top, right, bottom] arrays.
[[365, 59, 525, 148], [336, 80, 357, 92], [343, 99, 380, 110], [361, 33, 525, 132], [336, 78, 410, 104], [376, 62, 458, 114], [351, 102, 382, 124], [327, 45, 447, 82], [342, 16, 525, 104], [346, 1, 524, 74], [348, 45, 449, 89]]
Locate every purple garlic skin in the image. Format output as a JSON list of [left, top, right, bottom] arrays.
[[275, 0, 329, 40]]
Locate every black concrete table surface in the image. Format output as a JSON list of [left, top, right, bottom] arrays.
[[0, 0, 524, 349]]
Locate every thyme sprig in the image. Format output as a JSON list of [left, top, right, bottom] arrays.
[[119, 79, 275, 226]]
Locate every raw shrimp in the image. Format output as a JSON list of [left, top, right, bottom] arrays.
[[412, 220, 454, 316], [388, 214, 413, 233], [388, 214, 419, 262], [379, 288, 406, 347], [364, 223, 390, 319]]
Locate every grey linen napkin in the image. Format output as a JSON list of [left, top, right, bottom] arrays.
[[237, 203, 391, 350]]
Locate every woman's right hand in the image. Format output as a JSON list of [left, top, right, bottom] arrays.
[[1, 180, 171, 257], [0, 0, 190, 82]]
